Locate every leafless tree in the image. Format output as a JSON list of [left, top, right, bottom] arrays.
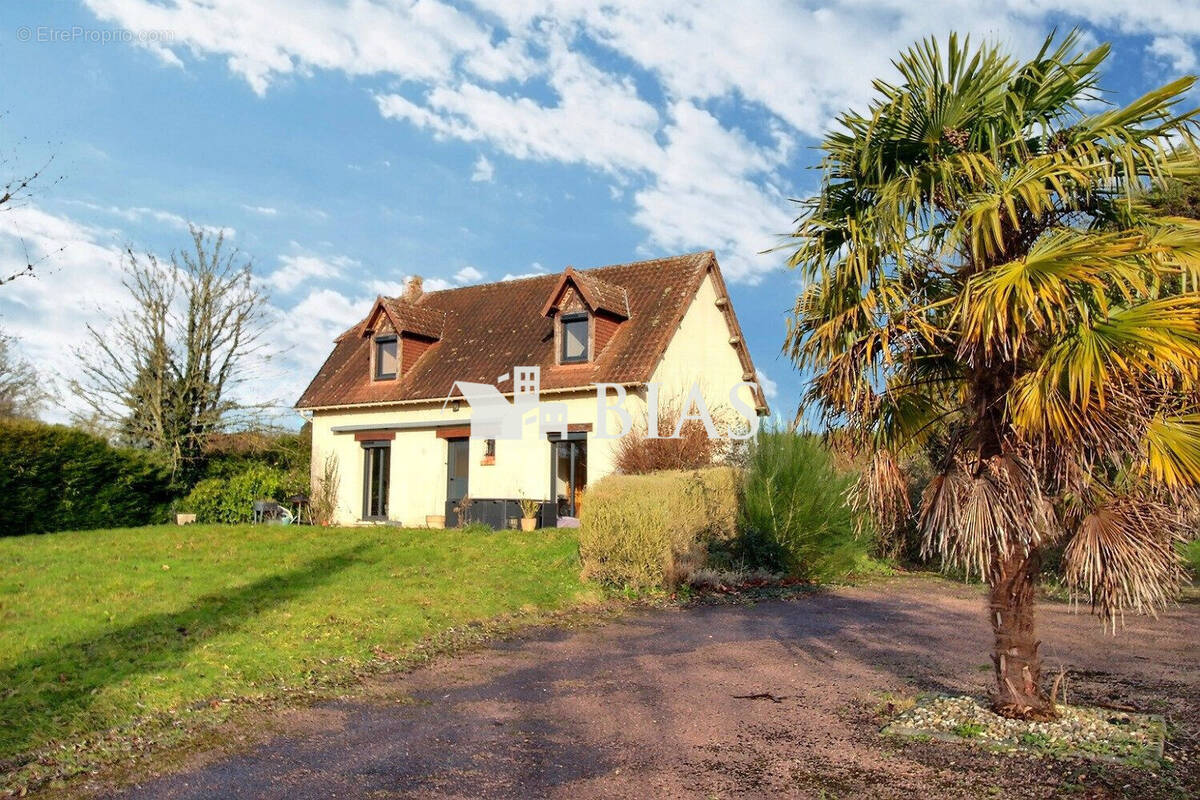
[[0, 327, 50, 419], [1, 115, 64, 286], [71, 226, 270, 479]]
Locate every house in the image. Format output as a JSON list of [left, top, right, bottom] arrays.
[[296, 251, 768, 528]]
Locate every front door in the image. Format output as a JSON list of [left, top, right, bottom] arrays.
[[446, 437, 470, 524], [552, 438, 587, 517]]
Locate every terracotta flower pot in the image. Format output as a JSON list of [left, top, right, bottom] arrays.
[[520, 517, 537, 531]]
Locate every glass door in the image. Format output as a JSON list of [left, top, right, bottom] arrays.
[[446, 438, 470, 523], [362, 442, 390, 520], [553, 439, 587, 517]]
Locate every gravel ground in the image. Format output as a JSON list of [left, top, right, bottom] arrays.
[[886, 695, 1166, 764], [89, 575, 1197, 799]]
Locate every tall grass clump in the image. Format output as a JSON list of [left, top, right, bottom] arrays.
[[736, 430, 868, 581], [579, 467, 739, 589]]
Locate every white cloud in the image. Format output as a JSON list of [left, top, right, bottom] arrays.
[[631, 102, 794, 284], [84, 0, 504, 96], [375, 34, 663, 177], [0, 206, 129, 422], [0, 206, 353, 423], [265, 253, 353, 292], [365, 276, 454, 297], [470, 155, 495, 183], [81, 0, 1200, 285], [66, 200, 235, 238], [454, 265, 485, 284], [1148, 35, 1198, 73], [755, 369, 779, 400], [260, 287, 372, 409], [242, 204, 279, 216], [502, 263, 548, 281], [423, 277, 455, 292]]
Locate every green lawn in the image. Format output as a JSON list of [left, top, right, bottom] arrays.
[[0, 524, 593, 783]]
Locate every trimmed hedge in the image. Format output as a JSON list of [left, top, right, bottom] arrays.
[[578, 467, 739, 589], [0, 419, 174, 536]]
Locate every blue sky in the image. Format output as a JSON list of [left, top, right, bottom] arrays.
[[1, 0, 1197, 425]]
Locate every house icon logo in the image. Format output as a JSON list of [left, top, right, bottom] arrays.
[[443, 366, 568, 441]]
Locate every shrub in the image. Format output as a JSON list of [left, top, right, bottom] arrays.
[[579, 467, 739, 589], [181, 463, 305, 523], [309, 453, 341, 526], [735, 431, 868, 582], [1182, 539, 1200, 582], [198, 427, 310, 485], [613, 395, 738, 474], [0, 419, 174, 535]]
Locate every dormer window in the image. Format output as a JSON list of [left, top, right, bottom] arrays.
[[561, 312, 589, 363], [540, 267, 628, 364], [374, 335, 398, 380]]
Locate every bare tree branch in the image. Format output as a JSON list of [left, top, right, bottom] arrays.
[[1, 111, 66, 286]]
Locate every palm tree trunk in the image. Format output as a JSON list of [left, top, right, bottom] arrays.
[[988, 548, 1056, 719]]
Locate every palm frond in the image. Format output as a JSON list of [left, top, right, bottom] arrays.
[[1062, 496, 1186, 628], [1144, 413, 1200, 487], [920, 454, 1051, 579]]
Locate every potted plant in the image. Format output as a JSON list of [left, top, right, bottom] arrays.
[[517, 497, 540, 531]]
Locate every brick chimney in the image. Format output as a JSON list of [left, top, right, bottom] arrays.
[[403, 275, 423, 302]]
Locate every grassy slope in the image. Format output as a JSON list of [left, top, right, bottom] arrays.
[[0, 524, 591, 768]]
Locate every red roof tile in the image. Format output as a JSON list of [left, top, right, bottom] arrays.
[[540, 267, 630, 319], [380, 297, 446, 339], [296, 251, 767, 410]]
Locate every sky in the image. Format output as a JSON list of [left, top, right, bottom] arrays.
[[1, 0, 1198, 426]]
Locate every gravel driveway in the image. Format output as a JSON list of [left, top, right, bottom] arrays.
[[106, 576, 1198, 799]]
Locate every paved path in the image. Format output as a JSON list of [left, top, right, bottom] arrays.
[[107, 578, 1198, 799]]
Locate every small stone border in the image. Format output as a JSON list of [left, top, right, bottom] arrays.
[[883, 694, 1166, 766]]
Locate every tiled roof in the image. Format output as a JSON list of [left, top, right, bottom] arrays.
[[541, 267, 630, 319], [296, 251, 766, 410], [379, 297, 446, 339]]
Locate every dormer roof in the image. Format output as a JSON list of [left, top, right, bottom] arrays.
[[361, 296, 446, 340], [539, 267, 630, 319]]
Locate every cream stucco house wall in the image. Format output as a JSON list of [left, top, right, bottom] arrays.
[[297, 252, 767, 528]]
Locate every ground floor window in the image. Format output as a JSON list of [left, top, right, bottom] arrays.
[[362, 441, 390, 520], [552, 437, 587, 517]]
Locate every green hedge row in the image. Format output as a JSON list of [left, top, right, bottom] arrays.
[[0, 419, 175, 536]]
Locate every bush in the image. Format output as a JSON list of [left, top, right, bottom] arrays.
[[579, 467, 739, 589], [198, 427, 310, 485], [309, 453, 341, 526], [1182, 539, 1200, 582], [0, 419, 174, 535], [735, 431, 868, 582], [181, 463, 305, 523], [614, 396, 738, 474]]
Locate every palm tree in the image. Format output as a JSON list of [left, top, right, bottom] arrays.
[[785, 31, 1200, 719]]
